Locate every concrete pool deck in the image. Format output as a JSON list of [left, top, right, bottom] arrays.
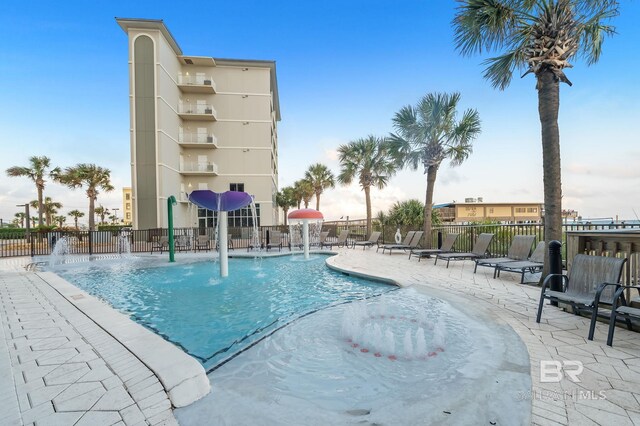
[[0, 250, 639, 425]]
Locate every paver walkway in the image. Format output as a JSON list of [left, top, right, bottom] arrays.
[[329, 248, 640, 426], [0, 268, 177, 426]]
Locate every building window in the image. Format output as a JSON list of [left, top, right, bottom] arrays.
[[230, 183, 244, 192], [125, 193, 131, 200], [515, 207, 526, 213], [197, 204, 260, 228], [126, 213, 131, 220], [527, 207, 538, 213], [489, 208, 494, 213], [126, 203, 131, 210]]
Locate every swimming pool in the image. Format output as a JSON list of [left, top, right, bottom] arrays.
[[52, 255, 394, 369]]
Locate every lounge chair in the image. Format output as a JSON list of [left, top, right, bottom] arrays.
[[321, 230, 349, 249], [216, 235, 234, 251], [352, 231, 381, 250], [313, 231, 330, 247], [195, 235, 211, 252], [175, 235, 191, 252], [409, 233, 459, 261], [607, 284, 640, 346], [536, 254, 627, 341], [496, 241, 545, 283], [266, 231, 283, 252], [151, 236, 168, 254], [380, 231, 424, 254], [434, 233, 494, 268], [474, 235, 536, 277], [377, 231, 415, 254]]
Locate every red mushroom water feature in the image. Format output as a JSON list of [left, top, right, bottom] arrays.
[[288, 209, 324, 259]]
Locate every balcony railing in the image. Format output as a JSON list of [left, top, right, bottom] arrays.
[[178, 103, 217, 121], [180, 162, 218, 174], [179, 133, 218, 147], [177, 74, 216, 93]]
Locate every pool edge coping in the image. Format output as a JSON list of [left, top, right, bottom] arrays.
[[36, 270, 211, 408]]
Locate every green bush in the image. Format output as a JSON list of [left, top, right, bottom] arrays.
[[0, 228, 26, 239], [97, 225, 131, 232]]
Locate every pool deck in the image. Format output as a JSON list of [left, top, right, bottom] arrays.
[[0, 250, 639, 425]]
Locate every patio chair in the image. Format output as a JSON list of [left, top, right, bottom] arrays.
[[266, 231, 283, 252], [195, 235, 211, 251], [175, 235, 191, 252], [474, 235, 536, 277], [434, 233, 494, 268], [352, 231, 381, 250], [215, 235, 234, 251], [377, 231, 415, 254], [496, 241, 546, 283], [381, 231, 424, 254], [409, 233, 459, 261], [606, 284, 640, 346], [536, 254, 627, 341], [321, 230, 349, 249], [151, 236, 168, 254]]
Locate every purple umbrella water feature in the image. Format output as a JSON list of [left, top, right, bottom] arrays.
[[187, 190, 254, 277]]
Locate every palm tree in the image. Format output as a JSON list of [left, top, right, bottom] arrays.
[[30, 197, 63, 227], [67, 210, 84, 229], [14, 212, 26, 228], [6, 156, 60, 226], [337, 136, 398, 235], [94, 205, 110, 226], [389, 92, 481, 247], [30, 217, 37, 228], [108, 214, 118, 224], [294, 180, 314, 209], [54, 215, 66, 228], [55, 164, 114, 231], [453, 0, 618, 272], [276, 186, 297, 225], [304, 163, 336, 211]]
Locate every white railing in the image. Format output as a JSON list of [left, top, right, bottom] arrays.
[[178, 103, 217, 115], [177, 74, 216, 89], [181, 162, 218, 173], [179, 133, 217, 146]]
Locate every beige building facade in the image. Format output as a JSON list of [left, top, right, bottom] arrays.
[[122, 187, 133, 225], [117, 18, 280, 229], [435, 202, 543, 223]]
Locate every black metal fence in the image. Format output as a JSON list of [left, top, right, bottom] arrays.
[[2, 222, 639, 259]]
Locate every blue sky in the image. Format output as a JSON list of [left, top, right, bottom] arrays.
[[1, 1, 639, 224]]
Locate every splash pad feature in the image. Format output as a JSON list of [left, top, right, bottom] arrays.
[[288, 209, 324, 259], [187, 190, 254, 277]]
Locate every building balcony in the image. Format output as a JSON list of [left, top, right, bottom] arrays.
[[178, 103, 217, 121], [179, 133, 218, 148], [177, 74, 216, 94], [180, 162, 219, 175]]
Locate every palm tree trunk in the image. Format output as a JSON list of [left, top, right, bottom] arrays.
[[74, 217, 78, 229], [88, 197, 96, 231], [315, 192, 321, 211], [283, 207, 289, 226], [36, 186, 44, 227], [537, 71, 563, 277], [423, 165, 438, 248], [364, 185, 372, 236]]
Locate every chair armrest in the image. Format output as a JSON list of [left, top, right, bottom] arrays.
[[541, 273, 568, 292], [595, 282, 621, 305]]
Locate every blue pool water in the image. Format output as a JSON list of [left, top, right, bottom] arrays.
[[53, 255, 394, 369]]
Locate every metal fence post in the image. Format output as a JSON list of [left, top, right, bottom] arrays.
[[88, 231, 93, 255]]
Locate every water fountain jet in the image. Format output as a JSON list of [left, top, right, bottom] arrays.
[[287, 209, 324, 260]]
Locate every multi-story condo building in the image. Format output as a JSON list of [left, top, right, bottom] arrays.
[[122, 187, 133, 225], [434, 201, 543, 223], [116, 18, 280, 229]]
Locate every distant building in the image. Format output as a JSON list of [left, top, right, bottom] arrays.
[[434, 201, 543, 224], [116, 18, 280, 229], [122, 187, 133, 225]]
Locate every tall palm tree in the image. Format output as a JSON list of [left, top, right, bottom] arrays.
[[337, 136, 398, 235], [6, 156, 60, 226], [294, 179, 314, 209], [67, 210, 84, 229], [94, 205, 110, 226], [389, 92, 481, 247], [30, 197, 63, 227], [108, 214, 119, 224], [304, 163, 336, 211], [56, 164, 114, 231], [453, 0, 618, 273], [276, 186, 297, 225], [291, 182, 304, 209]]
